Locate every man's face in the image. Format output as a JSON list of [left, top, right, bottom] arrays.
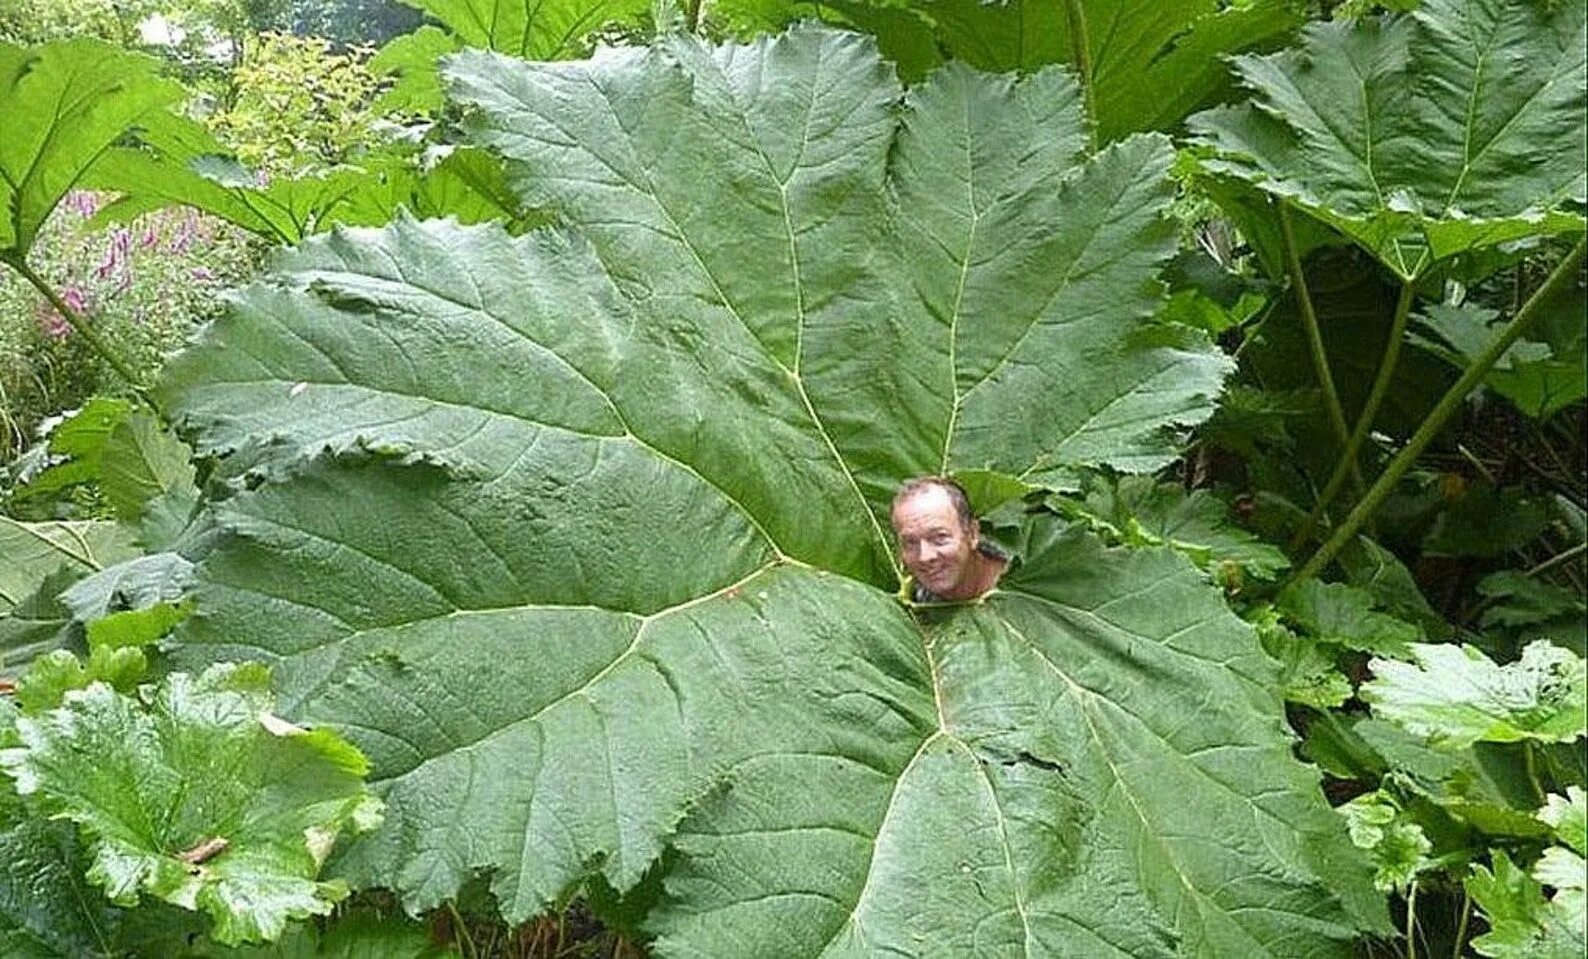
[[891, 486, 978, 596]]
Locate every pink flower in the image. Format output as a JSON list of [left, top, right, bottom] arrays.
[[141, 227, 159, 248], [35, 302, 70, 340], [61, 286, 88, 313]]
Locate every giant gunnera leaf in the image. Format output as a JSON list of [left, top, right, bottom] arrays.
[[1190, 0, 1587, 279], [157, 26, 1384, 956]]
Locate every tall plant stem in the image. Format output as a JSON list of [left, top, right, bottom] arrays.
[[1405, 882, 1419, 959], [1293, 238, 1586, 584], [1, 252, 146, 394], [1450, 886, 1471, 959], [1293, 279, 1417, 547], [1278, 203, 1364, 497], [1061, 0, 1097, 150]]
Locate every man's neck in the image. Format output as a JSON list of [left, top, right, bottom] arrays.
[[937, 551, 1007, 601]]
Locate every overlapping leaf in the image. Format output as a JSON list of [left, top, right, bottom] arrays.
[[1064, 475, 1289, 581], [0, 39, 185, 259], [0, 517, 138, 669], [717, 0, 1305, 140], [158, 26, 1382, 955], [370, 0, 652, 115], [1412, 302, 1588, 420], [1191, 0, 1588, 278], [1469, 849, 1584, 959], [89, 113, 529, 245], [1364, 641, 1588, 749], [1, 664, 382, 945]]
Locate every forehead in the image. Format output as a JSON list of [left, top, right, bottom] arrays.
[[891, 486, 959, 530]]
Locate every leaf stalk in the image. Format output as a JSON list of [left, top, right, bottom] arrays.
[[1450, 886, 1470, 959], [1277, 202, 1364, 497], [1293, 279, 1417, 547], [1293, 238, 1586, 583], [1405, 880, 1418, 959], [1, 251, 148, 396], [1061, 0, 1097, 150]]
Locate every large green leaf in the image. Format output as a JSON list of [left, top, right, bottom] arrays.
[[0, 518, 137, 617], [1277, 579, 1418, 658], [7, 397, 132, 507], [1364, 641, 1588, 750], [0, 664, 382, 945], [159, 27, 1382, 955], [0, 518, 141, 671], [88, 114, 383, 245], [1190, 0, 1587, 279], [718, 0, 1305, 141], [370, 0, 652, 117], [0, 777, 124, 958], [90, 112, 532, 243], [0, 39, 185, 259], [1061, 474, 1290, 581]]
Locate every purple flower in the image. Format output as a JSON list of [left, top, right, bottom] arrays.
[[141, 227, 160, 248], [95, 229, 132, 280], [190, 266, 214, 281], [63, 191, 100, 218], [168, 215, 195, 253]]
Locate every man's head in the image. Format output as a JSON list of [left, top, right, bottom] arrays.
[[890, 477, 980, 598]]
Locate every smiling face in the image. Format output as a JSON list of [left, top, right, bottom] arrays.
[[891, 484, 979, 598]]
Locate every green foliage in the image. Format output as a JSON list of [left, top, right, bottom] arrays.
[[0, 776, 132, 957], [1060, 474, 1290, 582], [179, 908, 460, 958], [1278, 579, 1419, 657], [0, 663, 383, 945], [0, 40, 185, 260], [1364, 641, 1588, 749], [716, 0, 1306, 142], [1468, 848, 1584, 959], [1249, 605, 1353, 709], [1338, 790, 1433, 892], [147, 26, 1390, 954], [1412, 302, 1588, 420], [1191, 0, 1587, 279], [0, 0, 1582, 953], [0, 0, 163, 47], [5, 396, 129, 504], [370, 0, 653, 114], [207, 32, 386, 177], [0, 517, 136, 620]]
